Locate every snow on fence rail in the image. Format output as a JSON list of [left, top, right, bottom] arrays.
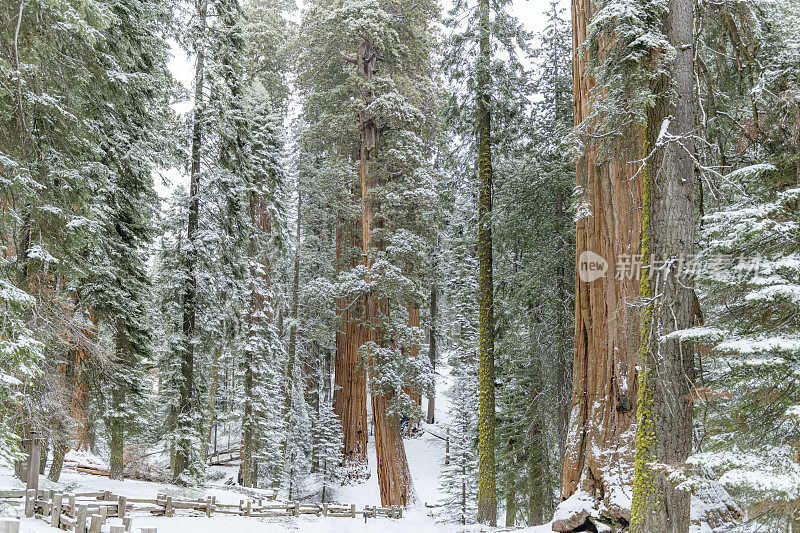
[[0, 487, 402, 532]]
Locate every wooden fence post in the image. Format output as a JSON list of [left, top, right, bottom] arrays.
[[206, 496, 212, 517], [118, 496, 127, 519], [76, 504, 87, 533], [89, 514, 103, 533], [26, 434, 41, 491], [50, 492, 62, 527], [24, 489, 35, 518], [123, 516, 132, 532], [0, 518, 20, 533], [165, 496, 173, 517], [350, 504, 356, 518]]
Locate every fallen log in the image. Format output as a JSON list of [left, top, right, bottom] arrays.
[[66, 465, 111, 477]]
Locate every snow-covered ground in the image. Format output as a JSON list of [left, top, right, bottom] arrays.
[[1, 366, 553, 532]]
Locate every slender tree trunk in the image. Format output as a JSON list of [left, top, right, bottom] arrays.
[[70, 336, 91, 451], [506, 488, 516, 527], [241, 192, 274, 488], [48, 439, 66, 482], [631, 0, 696, 531], [554, 187, 571, 466], [241, 339, 255, 487], [426, 283, 437, 424], [204, 344, 220, 462], [174, 0, 206, 483], [109, 385, 124, 480], [554, 0, 644, 529], [476, 0, 496, 524], [287, 192, 302, 367]]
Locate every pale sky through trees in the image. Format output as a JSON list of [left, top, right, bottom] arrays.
[[157, 0, 571, 200]]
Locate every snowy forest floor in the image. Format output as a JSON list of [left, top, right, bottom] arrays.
[[0, 366, 553, 532]]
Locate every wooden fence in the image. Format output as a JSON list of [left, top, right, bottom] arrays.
[[0, 487, 402, 533]]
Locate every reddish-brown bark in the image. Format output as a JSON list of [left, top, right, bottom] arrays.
[[333, 219, 369, 474], [357, 37, 414, 506], [555, 0, 644, 528]]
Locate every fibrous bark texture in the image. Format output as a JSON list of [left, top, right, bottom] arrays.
[[554, 0, 644, 529], [357, 36, 414, 505], [631, 0, 696, 530], [476, 0, 497, 525], [333, 219, 369, 475]]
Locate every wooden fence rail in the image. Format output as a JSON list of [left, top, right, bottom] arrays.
[[1, 487, 402, 533]]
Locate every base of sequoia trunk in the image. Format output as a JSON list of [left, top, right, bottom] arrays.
[[551, 481, 742, 533]]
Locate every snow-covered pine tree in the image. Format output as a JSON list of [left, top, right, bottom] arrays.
[[80, 0, 173, 481], [312, 394, 343, 502], [170, 0, 209, 484], [239, 87, 288, 489], [438, 177, 480, 524], [683, 1, 800, 529], [0, 267, 43, 466], [285, 366, 313, 499], [439, 366, 479, 525]]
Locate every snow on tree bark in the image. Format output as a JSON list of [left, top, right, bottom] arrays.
[[333, 217, 369, 476], [475, 0, 497, 524], [631, 0, 696, 530], [554, 0, 644, 528]]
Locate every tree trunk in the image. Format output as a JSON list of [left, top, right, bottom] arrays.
[[404, 303, 421, 433], [48, 438, 66, 482], [203, 344, 220, 462], [241, 181, 275, 489], [241, 342, 256, 486], [352, 37, 415, 506], [288, 191, 302, 362], [70, 337, 91, 451], [174, 0, 206, 484], [631, 0, 696, 531], [554, 0, 644, 529], [555, 184, 571, 465], [109, 386, 124, 480], [372, 392, 414, 506], [476, 0, 497, 524], [506, 486, 516, 527], [333, 218, 369, 476], [426, 284, 437, 424]]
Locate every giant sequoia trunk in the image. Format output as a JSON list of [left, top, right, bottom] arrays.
[[553, 0, 644, 529], [358, 38, 414, 507], [333, 203, 369, 476], [631, 0, 696, 531]]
